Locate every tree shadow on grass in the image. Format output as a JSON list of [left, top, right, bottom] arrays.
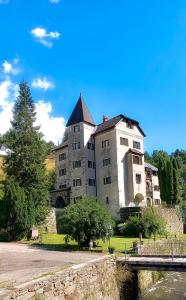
[[29, 243, 103, 253]]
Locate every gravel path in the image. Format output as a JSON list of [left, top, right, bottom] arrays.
[[0, 242, 102, 289]]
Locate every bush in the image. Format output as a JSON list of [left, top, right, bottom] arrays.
[[61, 197, 114, 246], [119, 208, 166, 238]]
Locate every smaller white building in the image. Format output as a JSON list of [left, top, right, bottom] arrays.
[[145, 162, 161, 206]]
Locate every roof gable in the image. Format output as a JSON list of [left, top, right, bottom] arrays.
[[66, 95, 95, 127], [94, 114, 146, 137]]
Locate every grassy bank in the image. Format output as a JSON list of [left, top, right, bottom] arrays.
[[26, 233, 153, 254]]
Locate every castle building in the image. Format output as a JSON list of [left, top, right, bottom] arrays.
[[145, 162, 161, 207], [52, 95, 161, 219]]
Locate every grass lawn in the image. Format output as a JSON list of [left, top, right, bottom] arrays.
[[30, 234, 152, 254]]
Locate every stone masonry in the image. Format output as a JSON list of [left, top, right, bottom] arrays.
[[0, 256, 120, 300]]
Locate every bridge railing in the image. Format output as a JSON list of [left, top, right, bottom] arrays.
[[123, 238, 186, 259]]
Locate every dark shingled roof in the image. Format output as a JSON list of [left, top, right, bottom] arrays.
[[94, 114, 146, 137], [66, 95, 96, 127], [53, 142, 68, 151]]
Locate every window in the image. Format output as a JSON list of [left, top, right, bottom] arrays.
[[154, 185, 159, 191], [73, 179, 82, 187], [88, 178, 96, 186], [103, 177, 111, 185], [106, 197, 109, 204], [73, 160, 81, 168], [72, 142, 80, 150], [59, 168, 66, 176], [87, 142, 95, 150], [102, 140, 110, 148], [133, 155, 142, 165], [59, 184, 67, 189], [103, 158, 111, 167], [74, 196, 82, 203], [155, 199, 160, 205], [136, 173, 141, 184], [127, 122, 133, 129], [88, 161, 95, 168], [153, 171, 158, 176], [74, 125, 80, 132], [120, 137, 128, 146], [59, 153, 66, 161], [133, 141, 141, 150]]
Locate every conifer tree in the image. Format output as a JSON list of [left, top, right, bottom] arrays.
[[3, 81, 49, 239]]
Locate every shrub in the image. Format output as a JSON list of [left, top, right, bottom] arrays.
[[119, 208, 166, 238], [61, 197, 114, 246]]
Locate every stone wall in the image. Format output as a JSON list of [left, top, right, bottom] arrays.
[[120, 207, 183, 234], [39, 208, 57, 234], [154, 207, 183, 234], [0, 256, 120, 300]]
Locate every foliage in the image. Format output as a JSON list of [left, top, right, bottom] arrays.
[[0, 81, 49, 239], [46, 169, 56, 190], [119, 208, 166, 238], [61, 197, 114, 246], [145, 150, 184, 205]]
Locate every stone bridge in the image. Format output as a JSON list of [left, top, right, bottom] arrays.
[[118, 256, 186, 272]]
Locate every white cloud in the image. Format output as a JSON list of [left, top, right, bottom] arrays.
[[49, 0, 61, 3], [32, 77, 55, 90], [0, 0, 9, 4], [0, 79, 64, 144], [0, 59, 64, 144], [0, 79, 18, 134], [35, 101, 65, 144], [31, 27, 61, 48], [2, 59, 20, 75]]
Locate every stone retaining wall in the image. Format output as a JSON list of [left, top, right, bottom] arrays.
[[154, 207, 183, 234], [120, 207, 183, 234], [0, 256, 119, 300]]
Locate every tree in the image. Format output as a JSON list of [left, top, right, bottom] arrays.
[[2, 81, 49, 239], [61, 197, 114, 246], [148, 150, 184, 205], [119, 208, 166, 238]]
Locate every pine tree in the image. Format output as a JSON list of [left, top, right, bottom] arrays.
[[3, 81, 49, 239], [166, 158, 174, 205], [171, 157, 183, 204]]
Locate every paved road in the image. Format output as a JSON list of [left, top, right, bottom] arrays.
[[0, 242, 102, 289]]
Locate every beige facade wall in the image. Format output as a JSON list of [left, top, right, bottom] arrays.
[[115, 121, 146, 208], [95, 129, 120, 218], [95, 119, 146, 218], [55, 122, 96, 203], [55, 145, 69, 190]]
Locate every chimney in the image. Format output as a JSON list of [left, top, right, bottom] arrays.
[[103, 115, 109, 123]]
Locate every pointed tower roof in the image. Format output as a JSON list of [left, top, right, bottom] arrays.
[[66, 94, 96, 127]]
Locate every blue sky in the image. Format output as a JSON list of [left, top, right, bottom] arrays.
[[0, 0, 186, 152]]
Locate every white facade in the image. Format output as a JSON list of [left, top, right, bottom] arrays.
[[54, 96, 160, 219]]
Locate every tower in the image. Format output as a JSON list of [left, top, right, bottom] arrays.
[[66, 95, 96, 202]]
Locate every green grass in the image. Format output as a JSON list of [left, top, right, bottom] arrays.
[[27, 233, 152, 254]]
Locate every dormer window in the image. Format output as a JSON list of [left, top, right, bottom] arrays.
[[127, 122, 133, 129]]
